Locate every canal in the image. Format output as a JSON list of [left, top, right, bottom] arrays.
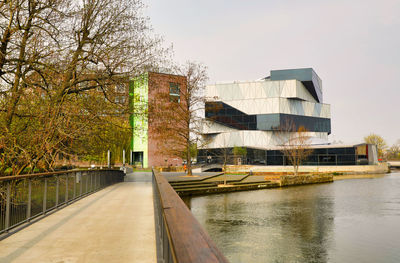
[[189, 172, 400, 263]]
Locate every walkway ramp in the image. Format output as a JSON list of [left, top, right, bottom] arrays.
[[0, 172, 156, 263]]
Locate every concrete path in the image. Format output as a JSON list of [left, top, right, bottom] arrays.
[[0, 172, 156, 263]]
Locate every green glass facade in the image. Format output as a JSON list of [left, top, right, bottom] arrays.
[[130, 73, 149, 167]]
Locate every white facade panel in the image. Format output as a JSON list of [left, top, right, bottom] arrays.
[[201, 120, 239, 134], [221, 98, 330, 118], [296, 81, 317, 102], [204, 131, 329, 149], [207, 79, 318, 102]]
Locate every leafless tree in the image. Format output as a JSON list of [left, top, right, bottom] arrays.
[[274, 120, 313, 176], [386, 140, 400, 160], [220, 147, 232, 185]]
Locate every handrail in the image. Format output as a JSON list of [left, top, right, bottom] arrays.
[[0, 169, 124, 236], [152, 169, 229, 263], [0, 169, 118, 182]]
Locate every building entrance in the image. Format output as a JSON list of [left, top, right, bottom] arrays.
[[132, 151, 144, 167]]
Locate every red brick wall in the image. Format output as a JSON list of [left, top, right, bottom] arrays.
[[147, 72, 187, 167]]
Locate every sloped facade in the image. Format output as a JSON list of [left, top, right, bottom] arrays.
[[199, 68, 378, 166], [202, 68, 331, 149]]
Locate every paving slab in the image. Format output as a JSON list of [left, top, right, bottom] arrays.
[[203, 174, 248, 183], [162, 172, 222, 182], [0, 172, 156, 263]]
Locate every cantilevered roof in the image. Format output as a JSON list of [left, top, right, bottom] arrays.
[[270, 68, 323, 103]]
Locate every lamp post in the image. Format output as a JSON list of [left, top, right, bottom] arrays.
[[123, 149, 126, 167], [107, 150, 111, 168]]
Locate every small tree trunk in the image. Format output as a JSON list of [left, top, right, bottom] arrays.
[[223, 162, 227, 185], [186, 143, 192, 176]]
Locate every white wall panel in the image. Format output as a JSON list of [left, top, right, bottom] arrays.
[[203, 130, 329, 149], [221, 98, 330, 118], [201, 120, 239, 134], [296, 81, 317, 102], [207, 79, 324, 103]]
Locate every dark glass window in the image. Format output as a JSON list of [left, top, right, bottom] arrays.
[[328, 148, 346, 154], [199, 146, 360, 166], [318, 155, 336, 165], [313, 148, 327, 155], [205, 102, 331, 133], [169, 82, 180, 103]]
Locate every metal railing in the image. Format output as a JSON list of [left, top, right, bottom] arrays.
[[152, 169, 229, 263], [0, 169, 124, 235]]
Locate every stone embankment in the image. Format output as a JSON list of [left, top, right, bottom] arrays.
[[227, 163, 389, 175], [280, 174, 333, 186], [388, 161, 400, 169], [163, 172, 333, 197]]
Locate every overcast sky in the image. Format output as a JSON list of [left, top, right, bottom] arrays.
[[144, 0, 400, 146]]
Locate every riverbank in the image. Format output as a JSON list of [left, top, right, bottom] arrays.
[[226, 163, 389, 175], [164, 164, 390, 197], [164, 172, 333, 197], [333, 173, 387, 181]]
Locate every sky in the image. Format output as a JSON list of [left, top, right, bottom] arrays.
[[144, 0, 400, 146]]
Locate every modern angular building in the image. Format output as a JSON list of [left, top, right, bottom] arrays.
[[198, 68, 378, 166], [130, 72, 187, 168]]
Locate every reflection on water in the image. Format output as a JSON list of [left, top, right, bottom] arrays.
[[189, 173, 400, 263]]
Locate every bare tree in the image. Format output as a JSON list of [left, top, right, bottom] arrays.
[[220, 147, 232, 185], [274, 120, 313, 176], [386, 140, 400, 160]]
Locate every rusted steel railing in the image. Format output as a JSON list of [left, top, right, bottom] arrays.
[[0, 169, 124, 235], [152, 169, 229, 263]]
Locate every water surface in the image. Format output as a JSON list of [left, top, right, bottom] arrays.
[[189, 172, 400, 263]]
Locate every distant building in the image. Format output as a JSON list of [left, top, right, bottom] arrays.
[[130, 72, 187, 167], [198, 68, 378, 166]]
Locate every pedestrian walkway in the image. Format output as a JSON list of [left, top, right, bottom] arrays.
[[0, 172, 156, 263]]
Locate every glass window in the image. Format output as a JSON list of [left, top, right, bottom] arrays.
[[318, 155, 336, 164], [205, 102, 331, 133], [115, 84, 126, 93], [169, 82, 180, 102], [115, 95, 126, 104]]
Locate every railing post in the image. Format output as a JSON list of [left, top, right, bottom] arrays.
[[65, 174, 69, 204], [5, 181, 11, 230], [56, 175, 59, 207], [73, 172, 76, 199], [80, 173, 83, 196], [27, 179, 32, 221], [43, 178, 47, 214], [94, 172, 97, 190], [90, 173, 93, 192], [85, 173, 88, 194]]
